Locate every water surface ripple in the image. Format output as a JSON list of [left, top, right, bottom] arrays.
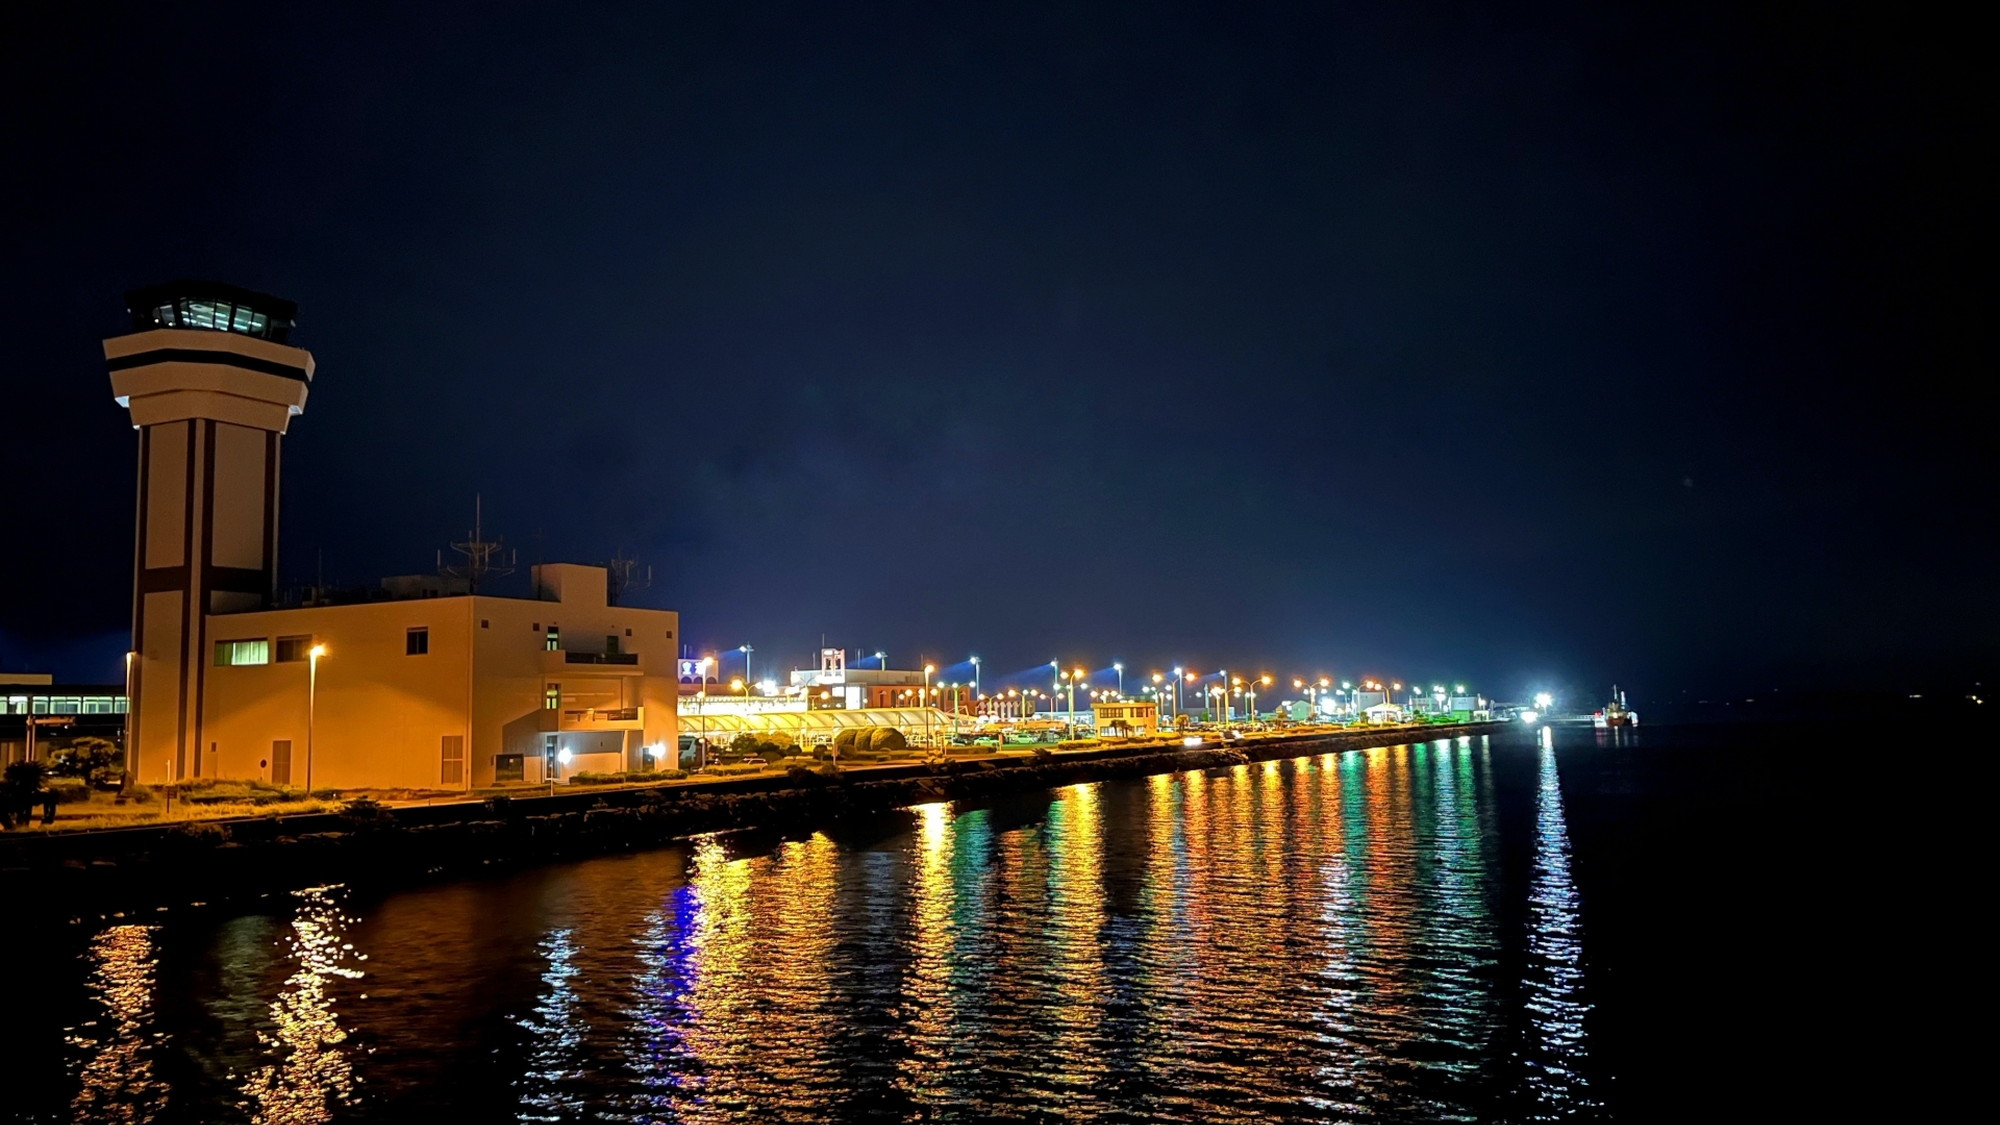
[[34, 731, 1609, 1123]]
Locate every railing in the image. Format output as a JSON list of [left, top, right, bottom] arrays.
[[564, 707, 640, 723], [562, 651, 638, 665]]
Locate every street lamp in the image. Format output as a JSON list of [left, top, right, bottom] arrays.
[[1113, 662, 1124, 698], [738, 645, 754, 689], [970, 655, 981, 697], [732, 677, 748, 710], [306, 643, 327, 792], [121, 650, 135, 792]]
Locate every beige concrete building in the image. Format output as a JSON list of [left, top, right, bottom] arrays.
[[196, 564, 679, 790], [1091, 700, 1160, 737], [108, 283, 679, 790]]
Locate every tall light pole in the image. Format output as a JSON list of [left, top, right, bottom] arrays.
[[121, 650, 135, 791], [738, 645, 754, 690], [874, 651, 887, 669], [970, 655, 981, 698], [924, 664, 936, 747], [1113, 662, 1124, 698], [306, 644, 327, 792]]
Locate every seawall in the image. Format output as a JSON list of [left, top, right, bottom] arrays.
[[0, 722, 1506, 919]]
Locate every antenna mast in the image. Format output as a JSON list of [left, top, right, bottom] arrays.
[[607, 550, 652, 606], [440, 494, 516, 594]]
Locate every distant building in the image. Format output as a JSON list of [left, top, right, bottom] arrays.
[[106, 283, 680, 789], [1091, 699, 1159, 737], [1, 674, 129, 766], [781, 648, 938, 709]]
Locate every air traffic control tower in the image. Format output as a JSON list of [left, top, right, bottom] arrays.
[[108, 282, 314, 782]]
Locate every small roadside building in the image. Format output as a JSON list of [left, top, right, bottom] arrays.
[[1362, 701, 1408, 724], [1091, 700, 1159, 737]]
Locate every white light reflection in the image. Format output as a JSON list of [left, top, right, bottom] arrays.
[[516, 927, 587, 1122], [1522, 726, 1595, 1116], [240, 885, 364, 1124], [67, 924, 169, 1123]]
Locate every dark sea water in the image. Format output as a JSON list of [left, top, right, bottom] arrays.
[[3, 722, 1909, 1123]]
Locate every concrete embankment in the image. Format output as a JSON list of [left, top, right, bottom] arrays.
[[0, 723, 1504, 918]]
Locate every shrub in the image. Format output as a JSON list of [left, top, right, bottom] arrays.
[[339, 796, 394, 830], [484, 795, 514, 816], [833, 729, 864, 757], [784, 764, 822, 786], [755, 739, 786, 761], [866, 727, 908, 755], [1031, 747, 1054, 760], [656, 769, 689, 780], [168, 820, 230, 846], [46, 777, 93, 804], [125, 784, 156, 804]]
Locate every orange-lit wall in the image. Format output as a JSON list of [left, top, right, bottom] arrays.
[[190, 569, 679, 791]]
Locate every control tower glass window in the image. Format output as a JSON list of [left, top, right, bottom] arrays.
[[124, 281, 298, 344]]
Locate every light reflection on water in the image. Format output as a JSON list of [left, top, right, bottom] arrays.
[[238, 885, 365, 1124], [1524, 726, 1595, 1117], [66, 923, 168, 1123], [48, 732, 1604, 1122]]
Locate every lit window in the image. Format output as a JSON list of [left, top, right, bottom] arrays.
[[406, 628, 430, 656], [215, 639, 270, 666], [545, 626, 560, 652], [545, 684, 561, 710]]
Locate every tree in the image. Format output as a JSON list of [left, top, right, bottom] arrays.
[[729, 732, 761, 757], [48, 736, 122, 788]]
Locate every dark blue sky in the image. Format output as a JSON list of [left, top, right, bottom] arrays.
[[2, 2, 1987, 700]]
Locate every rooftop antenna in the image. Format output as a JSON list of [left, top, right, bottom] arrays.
[[606, 550, 652, 606], [440, 494, 515, 594]]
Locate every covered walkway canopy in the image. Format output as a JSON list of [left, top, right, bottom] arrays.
[[678, 706, 963, 740]]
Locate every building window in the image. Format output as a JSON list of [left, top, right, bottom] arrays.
[[215, 639, 270, 666], [545, 626, 560, 652], [624, 628, 632, 637], [606, 634, 621, 656], [532, 623, 540, 631], [495, 754, 525, 782], [545, 684, 561, 710], [481, 619, 490, 629], [665, 630, 673, 640], [276, 635, 313, 663], [406, 628, 430, 656]]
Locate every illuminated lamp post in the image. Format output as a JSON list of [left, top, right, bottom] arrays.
[[121, 650, 135, 791], [970, 655, 981, 698], [1113, 662, 1124, 698], [306, 643, 327, 792], [738, 645, 754, 691]]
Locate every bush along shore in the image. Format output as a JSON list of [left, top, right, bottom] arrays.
[[0, 723, 1502, 919]]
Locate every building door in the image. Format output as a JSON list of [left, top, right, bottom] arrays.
[[271, 740, 292, 786], [441, 734, 465, 786]]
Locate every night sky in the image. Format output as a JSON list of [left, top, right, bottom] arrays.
[[2, 2, 1987, 702]]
